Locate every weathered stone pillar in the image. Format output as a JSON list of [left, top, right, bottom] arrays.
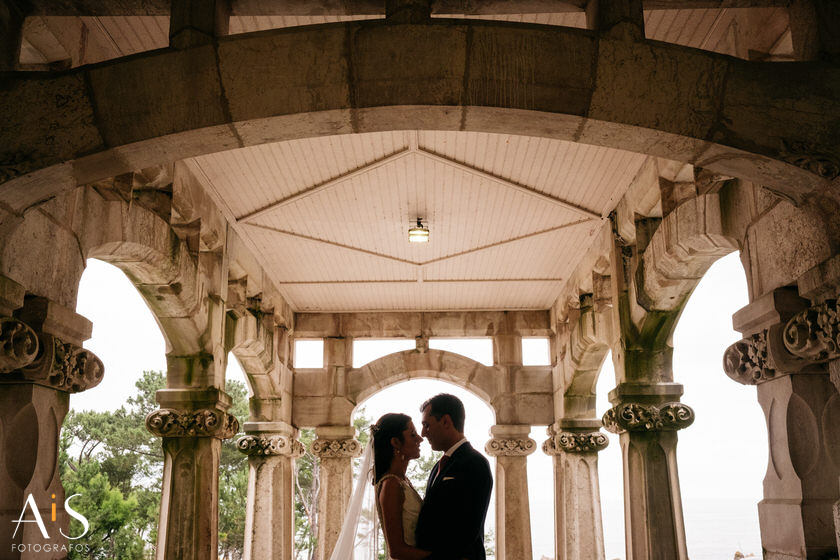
[[146, 385, 238, 560], [602, 384, 693, 560], [238, 422, 304, 560], [485, 424, 536, 560], [724, 290, 840, 559], [0, 1, 27, 71], [788, 0, 840, 61], [312, 426, 362, 560], [169, 0, 231, 49], [543, 420, 609, 560], [0, 292, 103, 559], [385, 0, 431, 23], [585, 0, 645, 37]]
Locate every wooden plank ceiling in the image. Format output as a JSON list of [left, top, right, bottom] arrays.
[[20, 6, 792, 68], [188, 131, 646, 311]]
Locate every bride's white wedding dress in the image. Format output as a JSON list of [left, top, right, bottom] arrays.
[[374, 474, 423, 552], [328, 444, 424, 560]]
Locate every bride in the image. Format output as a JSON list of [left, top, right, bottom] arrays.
[[370, 413, 432, 560], [328, 412, 433, 560]]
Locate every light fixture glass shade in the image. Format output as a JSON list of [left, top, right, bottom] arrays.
[[408, 219, 429, 243]]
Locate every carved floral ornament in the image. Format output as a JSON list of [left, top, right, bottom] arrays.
[[485, 437, 536, 457], [311, 438, 363, 458], [723, 299, 840, 386], [722, 331, 776, 385], [237, 435, 305, 457], [543, 431, 609, 454], [0, 316, 39, 372], [145, 408, 239, 439], [602, 402, 694, 434], [0, 322, 104, 393], [783, 299, 840, 363]]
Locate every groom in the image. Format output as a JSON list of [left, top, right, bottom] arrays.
[[416, 394, 493, 560]]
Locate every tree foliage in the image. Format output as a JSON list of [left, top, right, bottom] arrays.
[[59, 370, 250, 559]]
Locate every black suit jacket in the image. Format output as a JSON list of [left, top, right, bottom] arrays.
[[415, 442, 493, 560]]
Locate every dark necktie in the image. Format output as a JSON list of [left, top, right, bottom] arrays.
[[433, 455, 450, 485]]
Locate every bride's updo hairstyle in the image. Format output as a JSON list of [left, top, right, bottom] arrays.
[[370, 413, 411, 483]]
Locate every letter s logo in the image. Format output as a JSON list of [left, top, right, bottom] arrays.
[[59, 494, 89, 539]]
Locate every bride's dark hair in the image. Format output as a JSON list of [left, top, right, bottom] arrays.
[[370, 413, 411, 483]]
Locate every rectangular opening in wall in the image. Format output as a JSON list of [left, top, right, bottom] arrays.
[[294, 339, 324, 368], [428, 338, 493, 366], [353, 339, 415, 368], [522, 337, 550, 366]]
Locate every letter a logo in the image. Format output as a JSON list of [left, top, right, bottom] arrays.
[[12, 494, 49, 539]]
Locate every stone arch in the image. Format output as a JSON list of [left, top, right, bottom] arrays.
[[348, 349, 500, 417], [73, 191, 205, 356], [2, 19, 837, 215]]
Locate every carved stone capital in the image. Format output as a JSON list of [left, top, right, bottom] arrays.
[[780, 139, 840, 180], [311, 437, 363, 458], [784, 299, 840, 363], [602, 402, 694, 434], [543, 431, 609, 454], [10, 333, 104, 393], [0, 316, 39, 372], [485, 437, 536, 457], [237, 434, 305, 457], [723, 331, 777, 385], [145, 408, 239, 439]]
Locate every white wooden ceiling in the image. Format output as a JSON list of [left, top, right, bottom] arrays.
[[20, 7, 792, 68], [188, 130, 645, 311]]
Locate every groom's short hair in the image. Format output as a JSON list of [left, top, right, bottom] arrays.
[[421, 393, 465, 432]]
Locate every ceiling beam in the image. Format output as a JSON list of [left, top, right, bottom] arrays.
[[23, 0, 789, 17], [275, 278, 564, 284], [241, 222, 420, 266], [244, 217, 593, 271], [236, 147, 411, 222], [419, 218, 594, 266], [416, 147, 602, 219]]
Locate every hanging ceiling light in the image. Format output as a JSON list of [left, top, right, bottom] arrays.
[[408, 218, 429, 243]]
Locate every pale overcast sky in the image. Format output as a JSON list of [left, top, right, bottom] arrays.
[[73, 252, 763, 560]]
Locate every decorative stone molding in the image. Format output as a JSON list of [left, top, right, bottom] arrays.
[[310, 437, 363, 458], [145, 408, 239, 439], [543, 431, 609, 454], [0, 316, 38, 372], [784, 299, 840, 362], [780, 139, 840, 180], [723, 331, 776, 385], [237, 434, 305, 457], [485, 437, 537, 457], [10, 333, 104, 393], [602, 402, 694, 434]]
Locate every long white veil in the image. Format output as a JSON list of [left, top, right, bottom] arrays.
[[328, 442, 380, 560]]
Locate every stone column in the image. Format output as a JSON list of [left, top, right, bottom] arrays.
[[788, 0, 840, 61], [485, 424, 536, 560], [146, 387, 239, 560], [169, 0, 231, 49], [237, 422, 304, 560], [585, 0, 645, 38], [311, 426, 362, 560], [602, 383, 694, 560], [0, 293, 103, 559], [724, 292, 840, 559], [0, 1, 27, 71], [543, 420, 609, 560]]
